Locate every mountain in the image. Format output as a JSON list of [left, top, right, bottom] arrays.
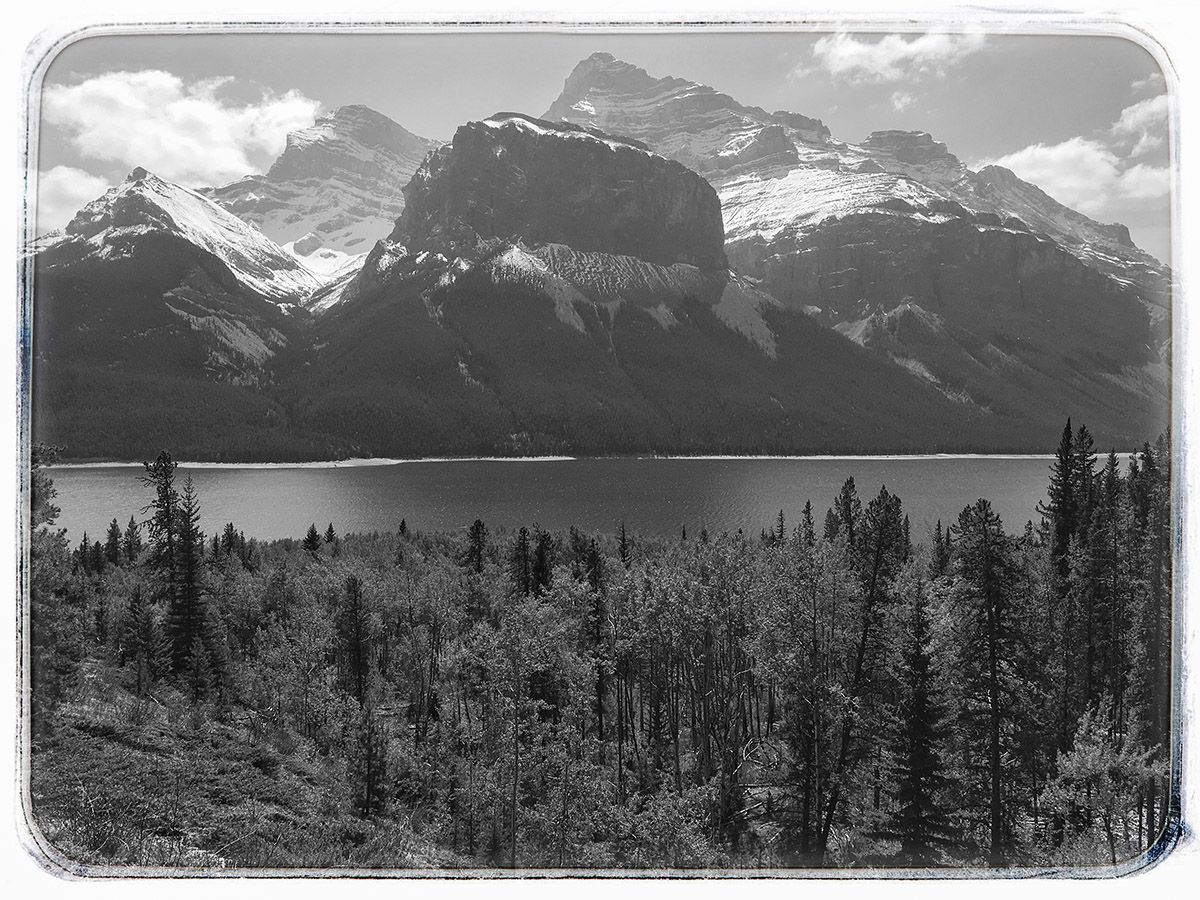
[[544, 53, 1170, 445], [31, 168, 332, 460], [205, 105, 439, 266], [272, 113, 1013, 459]]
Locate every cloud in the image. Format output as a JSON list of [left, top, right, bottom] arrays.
[[1112, 93, 1168, 137], [808, 31, 985, 83], [890, 91, 915, 112], [1111, 92, 1169, 159], [36, 165, 110, 234], [42, 70, 320, 188], [1131, 71, 1164, 94], [978, 137, 1168, 217]]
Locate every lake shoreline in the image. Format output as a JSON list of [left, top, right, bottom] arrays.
[[47, 452, 1065, 470]]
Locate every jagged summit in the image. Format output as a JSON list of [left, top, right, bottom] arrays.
[[206, 104, 439, 260], [46, 167, 321, 301], [544, 53, 831, 176]]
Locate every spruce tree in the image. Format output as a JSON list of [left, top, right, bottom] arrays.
[[104, 519, 122, 566], [510, 527, 532, 596], [618, 521, 632, 569], [953, 498, 1020, 865], [880, 584, 954, 865], [801, 500, 816, 549], [167, 476, 207, 673], [324, 522, 336, 543], [465, 519, 489, 574], [122, 516, 143, 564], [302, 523, 323, 556]]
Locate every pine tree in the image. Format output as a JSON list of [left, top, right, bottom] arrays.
[[337, 574, 376, 703], [302, 523, 322, 556], [775, 509, 786, 543], [167, 476, 208, 674], [324, 522, 336, 543], [510, 527, 532, 596], [953, 498, 1020, 865], [465, 519, 489, 574], [121, 584, 167, 695], [801, 500, 816, 549], [90, 540, 106, 574], [1039, 420, 1076, 586], [834, 477, 862, 547], [532, 527, 555, 594], [104, 519, 122, 566], [141, 451, 180, 629], [823, 507, 840, 542], [75, 532, 91, 574], [879, 584, 954, 865], [122, 516, 143, 564], [618, 521, 632, 569]]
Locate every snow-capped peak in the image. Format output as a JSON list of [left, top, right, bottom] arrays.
[[46, 167, 322, 301]]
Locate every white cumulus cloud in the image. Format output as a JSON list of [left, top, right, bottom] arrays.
[[42, 70, 320, 188], [808, 31, 986, 83], [978, 137, 1168, 218], [890, 91, 915, 112], [36, 165, 111, 234], [1112, 93, 1169, 138]]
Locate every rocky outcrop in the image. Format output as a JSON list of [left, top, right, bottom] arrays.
[[206, 105, 439, 258], [392, 113, 727, 270], [545, 52, 1169, 446], [544, 52, 831, 177]]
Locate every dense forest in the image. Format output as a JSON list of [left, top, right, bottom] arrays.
[[27, 421, 1174, 871]]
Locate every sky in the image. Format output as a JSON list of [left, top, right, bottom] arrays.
[[34, 29, 1173, 260]]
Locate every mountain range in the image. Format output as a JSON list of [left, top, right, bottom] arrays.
[[30, 53, 1171, 461]]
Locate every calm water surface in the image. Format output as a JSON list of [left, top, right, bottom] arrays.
[[47, 456, 1057, 542]]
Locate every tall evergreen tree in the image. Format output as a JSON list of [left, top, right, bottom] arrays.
[[167, 476, 208, 674], [302, 523, 323, 556], [801, 500, 816, 549], [879, 583, 954, 865], [953, 498, 1020, 865], [465, 519, 489, 574], [122, 516, 143, 564], [510, 527, 532, 596], [104, 519, 122, 566]]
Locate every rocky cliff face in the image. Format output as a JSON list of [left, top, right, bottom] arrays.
[[547, 55, 1168, 290], [391, 113, 727, 271], [545, 52, 1169, 443], [544, 52, 830, 178], [206, 105, 439, 262]]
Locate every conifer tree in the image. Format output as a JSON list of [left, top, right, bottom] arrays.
[[302, 523, 323, 556], [802, 500, 816, 549], [834, 477, 862, 547], [618, 521, 632, 569], [122, 516, 143, 564], [324, 522, 336, 543], [465, 519, 489, 574], [532, 528, 555, 594], [167, 476, 208, 673], [510, 527, 532, 596], [337, 574, 376, 703], [879, 584, 954, 865], [953, 498, 1020, 865], [104, 519, 122, 566]]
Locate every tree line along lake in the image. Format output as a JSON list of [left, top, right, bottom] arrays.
[[45, 455, 1065, 542]]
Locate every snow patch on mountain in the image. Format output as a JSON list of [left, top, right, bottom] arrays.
[[41, 167, 322, 301]]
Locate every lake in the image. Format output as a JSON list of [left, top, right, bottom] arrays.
[[44, 456, 1059, 543]]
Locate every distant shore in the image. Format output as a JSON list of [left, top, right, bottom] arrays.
[[47, 452, 1064, 470]]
